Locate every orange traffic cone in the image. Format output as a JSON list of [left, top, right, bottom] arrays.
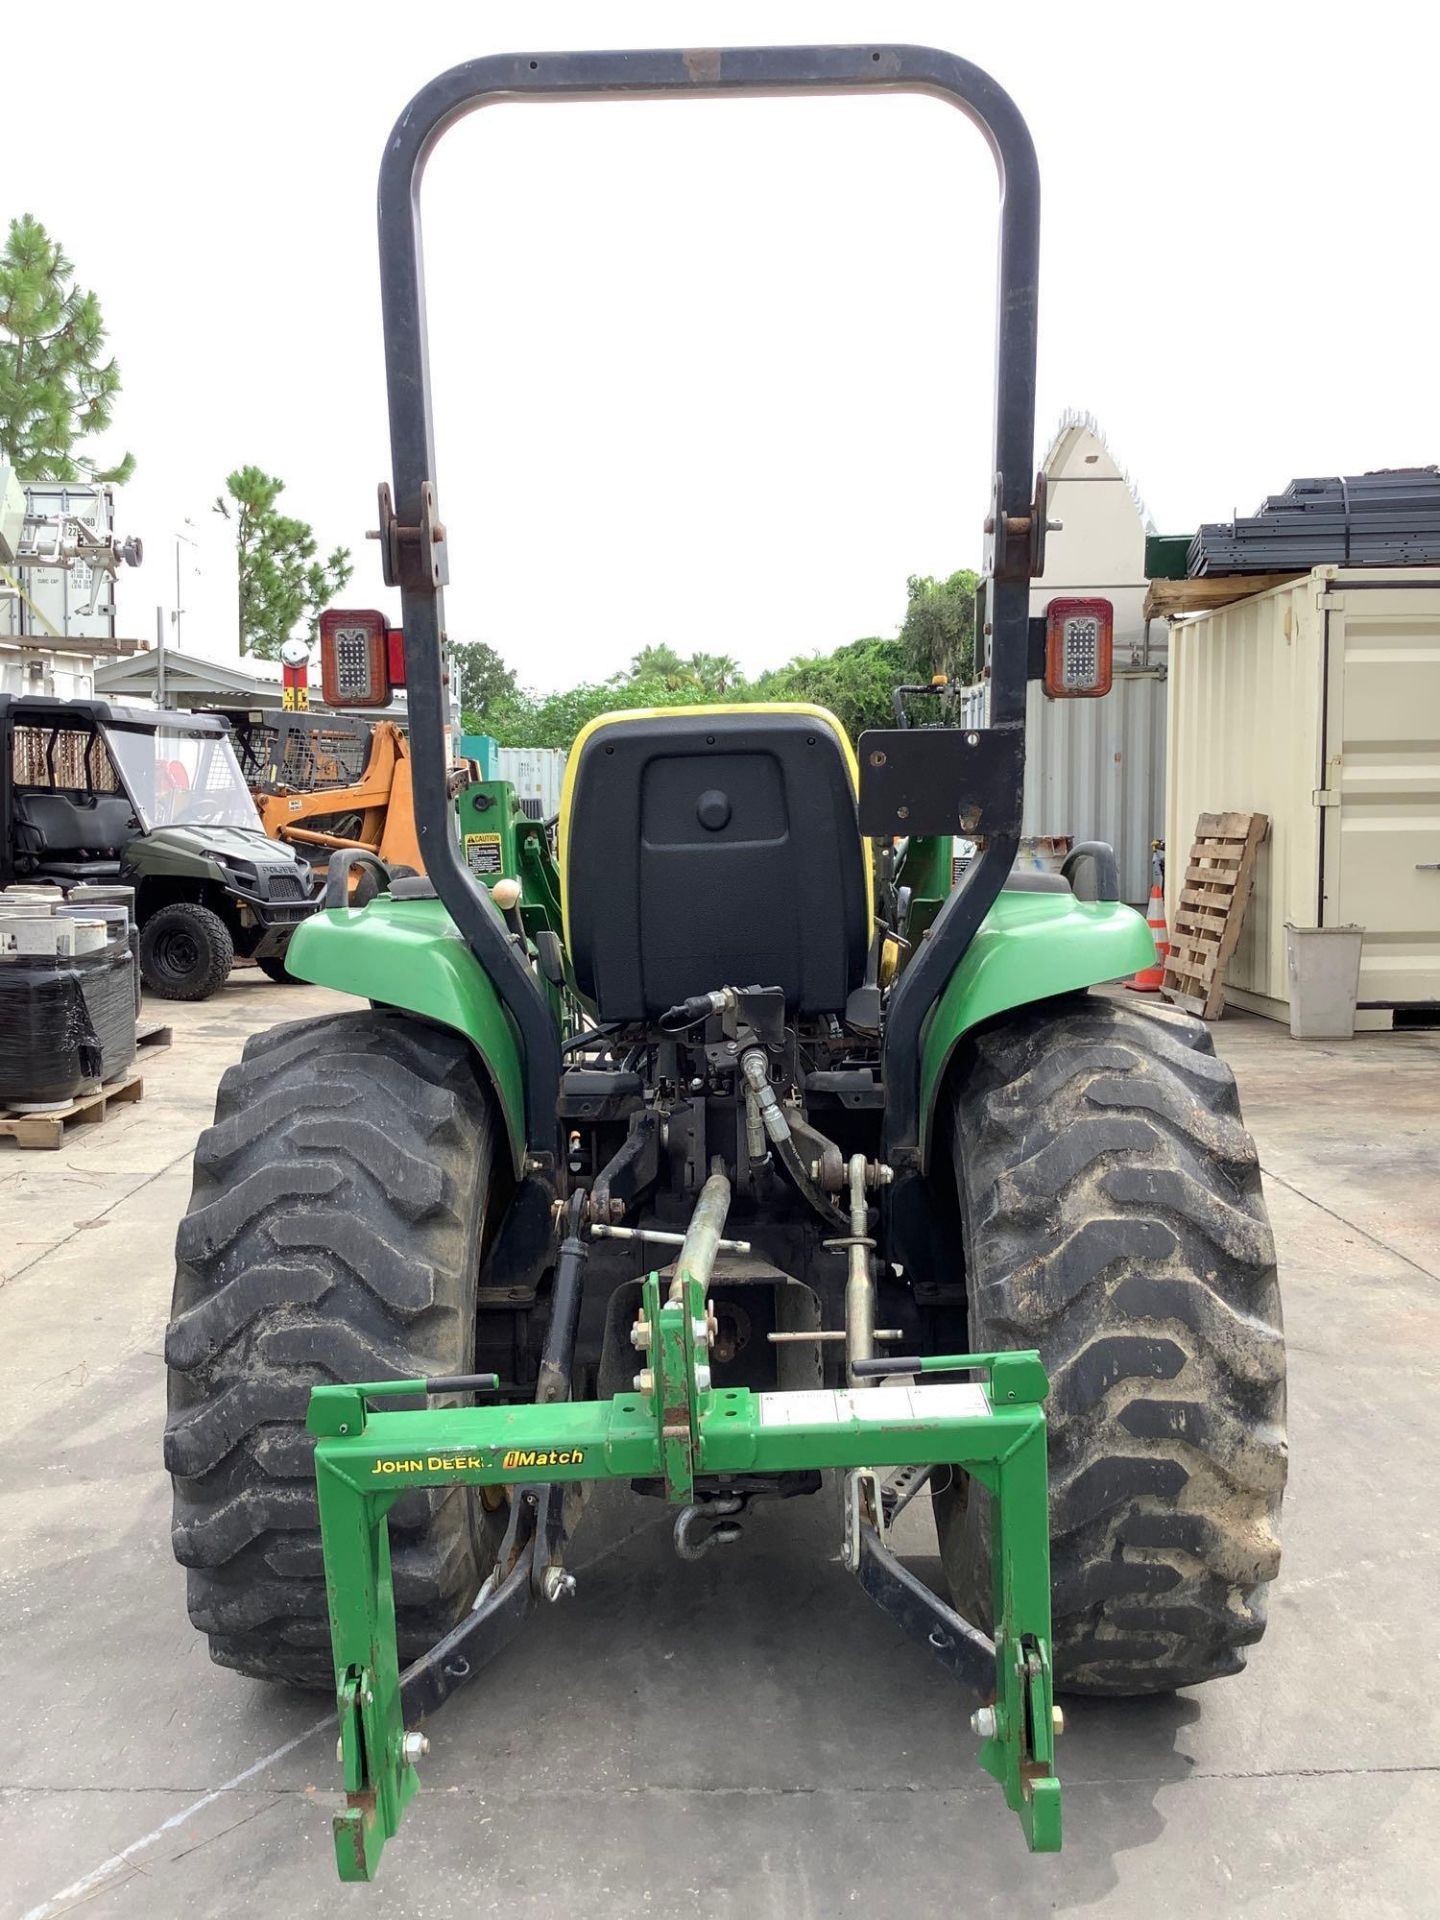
[[1126, 882, 1169, 993]]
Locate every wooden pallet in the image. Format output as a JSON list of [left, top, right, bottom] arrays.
[[0, 1072, 144, 1150], [135, 1019, 174, 1053], [1161, 812, 1268, 1020]]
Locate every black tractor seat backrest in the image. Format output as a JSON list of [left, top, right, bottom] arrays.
[[14, 789, 134, 855], [562, 708, 870, 1023]]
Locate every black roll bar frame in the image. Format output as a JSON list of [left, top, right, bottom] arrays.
[[374, 44, 1042, 1163]]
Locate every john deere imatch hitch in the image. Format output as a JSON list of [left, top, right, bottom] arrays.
[[307, 1174, 1060, 1882]]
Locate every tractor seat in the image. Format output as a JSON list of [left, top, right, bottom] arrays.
[[560, 707, 870, 1022]]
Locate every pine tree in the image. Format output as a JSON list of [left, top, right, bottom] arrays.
[[214, 465, 353, 660], [0, 214, 134, 482]]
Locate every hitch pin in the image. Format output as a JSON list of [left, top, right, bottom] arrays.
[[768, 1329, 905, 1345], [590, 1223, 751, 1254]]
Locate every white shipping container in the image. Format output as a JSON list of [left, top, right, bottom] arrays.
[[0, 654, 99, 700], [496, 745, 567, 822], [955, 673, 1166, 906], [1021, 673, 1166, 907], [1, 483, 118, 644], [1166, 567, 1440, 1028]]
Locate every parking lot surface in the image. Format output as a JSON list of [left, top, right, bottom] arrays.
[[2, 979, 1436, 1918]]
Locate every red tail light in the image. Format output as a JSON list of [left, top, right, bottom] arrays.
[[1044, 597, 1113, 699], [319, 608, 391, 708], [386, 628, 407, 688]]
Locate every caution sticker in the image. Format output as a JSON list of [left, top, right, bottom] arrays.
[[465, 832, 503, 876]]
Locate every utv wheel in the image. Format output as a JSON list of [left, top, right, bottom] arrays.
[[140, 902, 234, 1000], [255, 954, 302, 984], [164, 1010, 507, 1687], [933, 995, 1286, 1696]]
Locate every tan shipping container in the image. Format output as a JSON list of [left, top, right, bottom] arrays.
[[1166, 567, 1440, 1028]]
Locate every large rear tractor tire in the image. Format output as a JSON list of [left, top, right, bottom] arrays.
[[164, 1010, 507, 1687], [933, 995, 1286, 1696]]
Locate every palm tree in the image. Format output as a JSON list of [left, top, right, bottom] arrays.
[[687, 651, 740, 695], [628, 643, 690, 689]]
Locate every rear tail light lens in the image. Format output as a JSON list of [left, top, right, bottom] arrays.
[[319, 609, 391, 708], [1044, 597, 1113, 698]]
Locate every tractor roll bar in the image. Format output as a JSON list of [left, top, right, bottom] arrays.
[[376, 45, 1042, 1162]]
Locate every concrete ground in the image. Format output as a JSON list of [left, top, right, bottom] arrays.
[[1, 978, 1437, 1919]]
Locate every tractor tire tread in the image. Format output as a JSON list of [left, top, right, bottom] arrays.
[[166, 1009, 502, 1687], [936, 994, 1286, 1697]]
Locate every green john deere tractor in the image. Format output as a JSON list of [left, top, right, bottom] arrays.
[[163, 44, 1285, 1883]]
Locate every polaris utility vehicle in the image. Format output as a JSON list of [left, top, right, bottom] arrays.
[[0, 696, 318, 997], [164, 44, 1285, 1882]]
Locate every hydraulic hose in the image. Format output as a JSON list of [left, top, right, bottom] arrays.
[[741, 1048, 789, 1147], [741, 1047, 848, 1232]]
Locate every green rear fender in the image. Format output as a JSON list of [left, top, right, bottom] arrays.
[[918, 891, 1156, 1168], [283, 897, 528, 1175]]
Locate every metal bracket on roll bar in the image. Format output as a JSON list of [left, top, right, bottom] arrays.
[[371, 480, 448, 591], [985, 469, 1056, 583]]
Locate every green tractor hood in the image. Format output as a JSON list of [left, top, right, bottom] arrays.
[[917, 889, 1156, 1167], [284, 896, 526, 1172]]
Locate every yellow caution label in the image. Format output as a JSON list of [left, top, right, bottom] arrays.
[[465, 832, 503, 877]]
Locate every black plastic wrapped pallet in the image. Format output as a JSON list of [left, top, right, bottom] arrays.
[[0, 936, 137, 1106], [79, 937, 138, 1084]]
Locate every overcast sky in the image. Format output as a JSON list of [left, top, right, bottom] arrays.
[[9, 1, 1438, 689]]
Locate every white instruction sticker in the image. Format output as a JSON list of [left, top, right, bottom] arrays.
[[757, 1382, 990, 1427]]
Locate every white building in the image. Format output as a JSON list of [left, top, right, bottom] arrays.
[[1033, 414, 1161, 673], [967, 414, 1167, 906]]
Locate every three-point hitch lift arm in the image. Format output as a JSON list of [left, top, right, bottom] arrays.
[[305, 42, 1063, 1882]]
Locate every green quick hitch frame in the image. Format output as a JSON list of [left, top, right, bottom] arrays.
[[306, 1268, 1062, 1881]]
